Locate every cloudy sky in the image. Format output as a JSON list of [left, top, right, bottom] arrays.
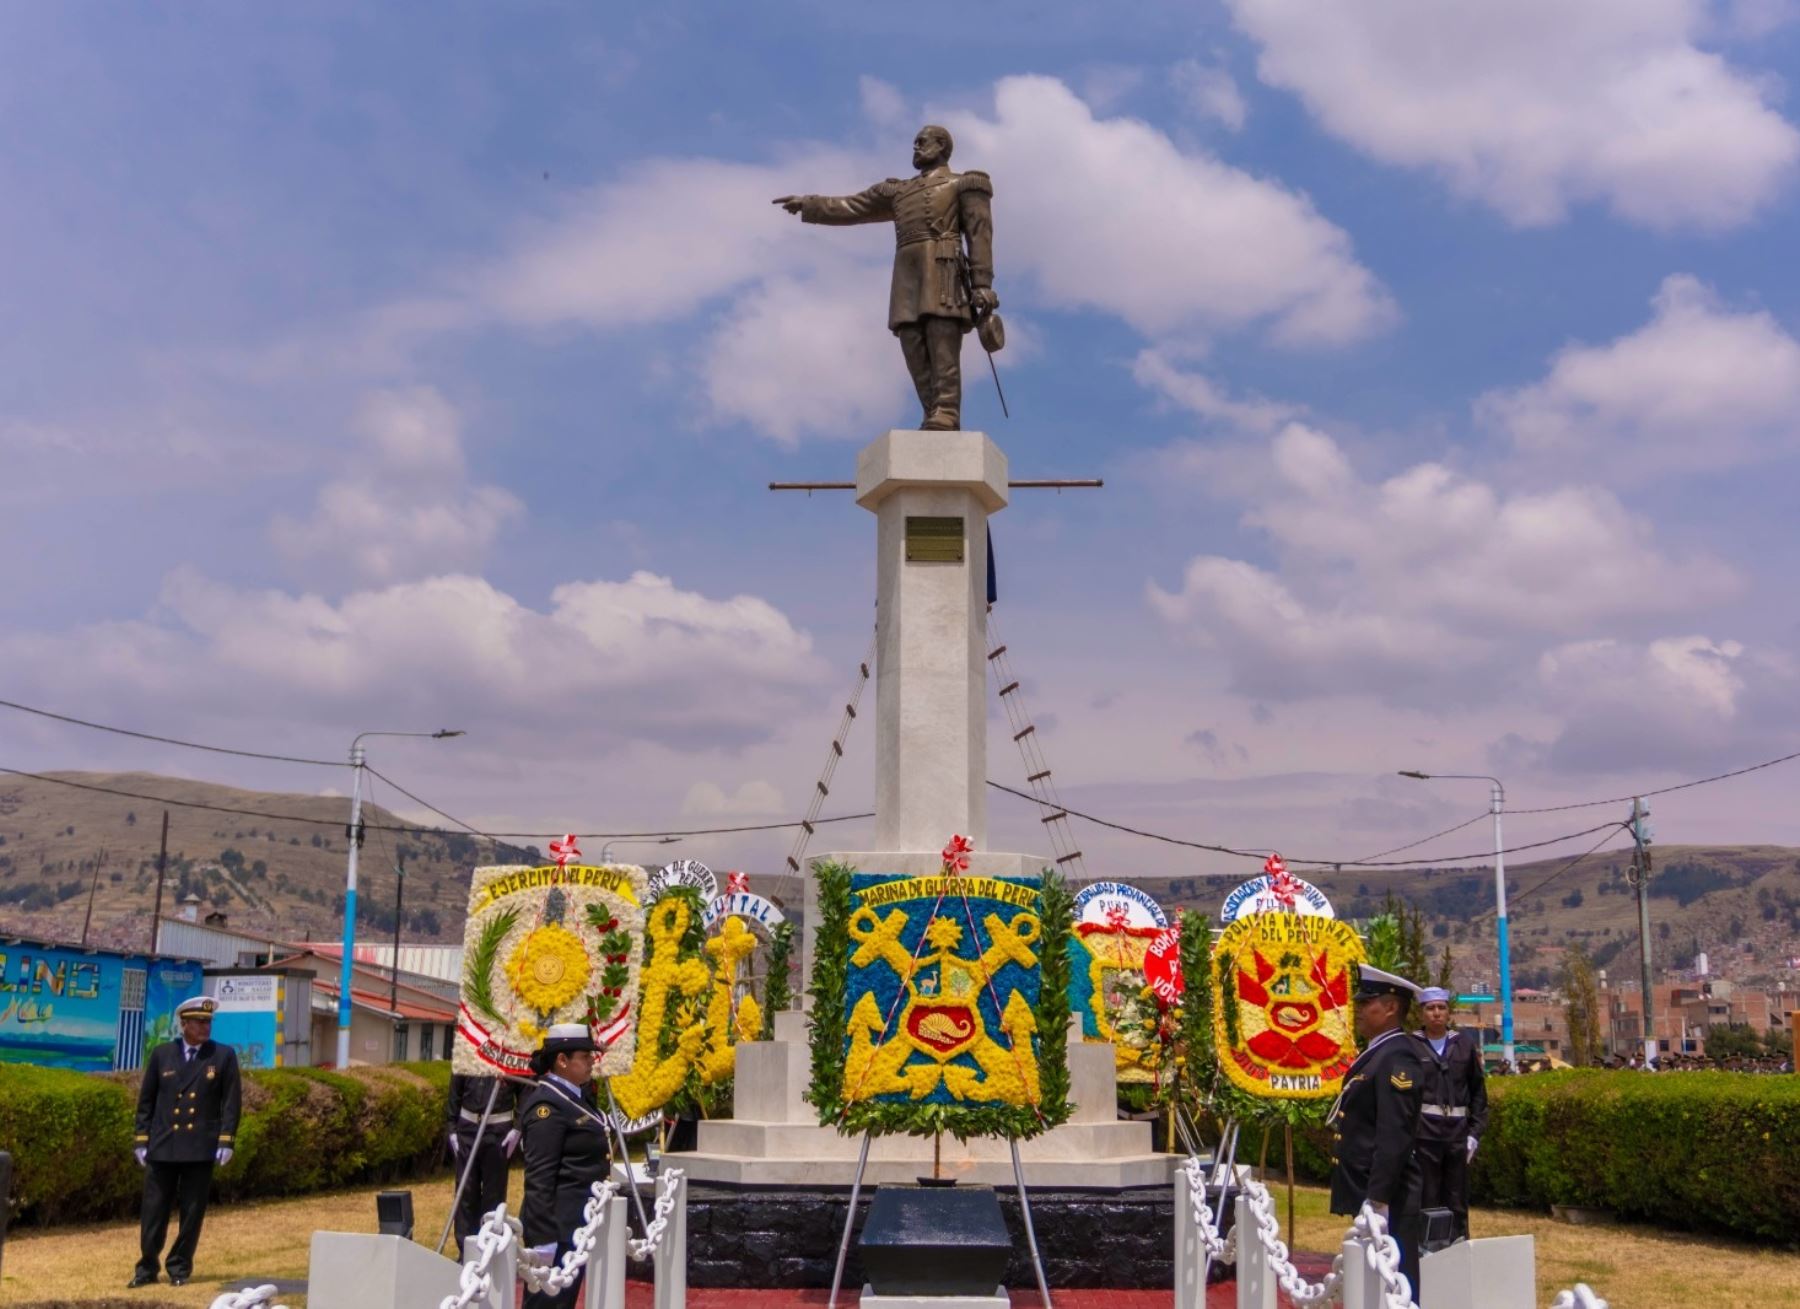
[[4, 2, 1799, 891]]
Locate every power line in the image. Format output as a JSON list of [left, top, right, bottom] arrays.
[[1346, 811, 1489, 864], [986, 779, 1623, 868], [1469, 824, 1632, 922], [0, 766, 873, 841], [1507, 747, 1800, 814], [0, 696, 346, 768], [364, 766, 489, 838]]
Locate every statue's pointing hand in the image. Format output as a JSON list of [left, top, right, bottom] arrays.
[[772, 195, 805, 215]]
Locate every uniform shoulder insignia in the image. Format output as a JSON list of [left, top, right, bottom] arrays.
[[1390, 1070, 1414, 1090], [959, 169, 993, 195], [535, 1103, 552, 1119]]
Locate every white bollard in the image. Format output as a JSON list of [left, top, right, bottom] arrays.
[[1174, 1167, 1205, 1309], [583, 1196, 628, 1309], [482, 1235, 518, 1309], [1234, 1193, 1275, 1309], [1340, 1233, 1375, 1309], [651, 1173, 687, 1309]]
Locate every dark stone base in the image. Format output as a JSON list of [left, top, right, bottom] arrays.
[[681, 1181, 1174, 1289]]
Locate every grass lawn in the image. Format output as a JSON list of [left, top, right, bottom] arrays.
[[5, 1172, 1798, 1307]]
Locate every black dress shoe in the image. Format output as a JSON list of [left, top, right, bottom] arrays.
[[127, 1272, 158, 1288]]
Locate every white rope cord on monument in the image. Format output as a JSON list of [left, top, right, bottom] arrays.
[[439, 1202, 519, 1309], [1178, 1154, 1237, 1264], [1549, 1287, 1610, 1309], [628, 1167, 685, 1261], [1352, 1203, 1421, 1309], [518, 1178, 624, 1295], [1237, 1172, 1345, 1307], [208, 1287, 288, 1309]]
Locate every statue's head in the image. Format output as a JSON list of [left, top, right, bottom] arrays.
[[913, 125, 953, 170]]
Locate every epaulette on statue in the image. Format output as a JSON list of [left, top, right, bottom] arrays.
[[960, 169, 993, 194]]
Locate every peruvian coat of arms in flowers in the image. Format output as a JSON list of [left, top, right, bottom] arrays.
[[454, 862, 647, 1078], [840, 870, 1045, 1109], [1212, 911, 1365, 1099]]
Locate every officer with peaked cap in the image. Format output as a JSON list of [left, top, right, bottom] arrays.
[[1413, 985, 1487, 1240], [520, 1023, 612, 1309], [1327, 965, 1425, 1301], [129, 995, 241, 1289]]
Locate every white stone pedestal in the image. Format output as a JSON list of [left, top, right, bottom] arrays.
[[1420, 1236, 1537, 1309], [306, 1232, 466, 1309], [861, 1287, 1008, 1309]]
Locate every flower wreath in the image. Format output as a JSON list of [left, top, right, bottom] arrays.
[[805, 842, 1074, 1142]]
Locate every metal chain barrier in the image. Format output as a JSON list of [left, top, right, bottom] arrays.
[[1550, 1288, 1610, 1309], [1237, 1172, 1345, 1307], [208, 1287, 288, 1309], [518, 1178, 623, 1295], [1178, 1154, 1238, 1265], [439, 1202, 518, 1309], [1351, 1204, 1421, 1309], [628, 1167, 685, 1261]]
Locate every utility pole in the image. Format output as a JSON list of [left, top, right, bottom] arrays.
[[79, 846, 109, 946], [1628, 796, 1656, 1066], [150, 812, 170, 955], [338, 743, 367, 1070], [390, 854, 404, 1018]]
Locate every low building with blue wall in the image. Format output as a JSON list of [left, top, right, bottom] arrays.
[[0, 935, 206, 1072]]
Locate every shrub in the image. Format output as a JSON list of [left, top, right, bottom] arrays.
[[1474, 1070, 1800, 1242], [0, 1061, 452, 1226]]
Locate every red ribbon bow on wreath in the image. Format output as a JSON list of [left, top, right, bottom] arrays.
[[1263, 852, 1301, 910], [941, 834, 974, 875], [1104, 904, 1132, 931], [725, 870, 751, 896], [549, 834, 581, 869]]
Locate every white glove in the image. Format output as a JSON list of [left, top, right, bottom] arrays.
[[448, 1130, 461, 1158], [134, 1147, 148, 1168], [501, 1128, 522, 1159], [1466, 1137, 1479, 1163], [215, 1147, 233, 1167]]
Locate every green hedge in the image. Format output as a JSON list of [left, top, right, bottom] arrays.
[[0, 1060, 452, 1226], [1473, 1070, 1800, 1242]]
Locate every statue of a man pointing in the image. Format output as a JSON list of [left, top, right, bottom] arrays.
[[775, 124, 1000, 432]]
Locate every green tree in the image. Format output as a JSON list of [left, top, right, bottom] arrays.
[[1435, 942, 1455, 993], [1559, 944, 1602, 1066]]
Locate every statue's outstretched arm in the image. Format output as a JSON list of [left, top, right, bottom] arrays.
[[772, 181, 896, 226]]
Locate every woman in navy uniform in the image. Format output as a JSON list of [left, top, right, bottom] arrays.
[[1327, 965, 1425, 1301], [520, 1023, 612, 1309], [129, 995, 242, 1288], [446, 1073, 522, 1259], [1413, 985, 1488, 1240]]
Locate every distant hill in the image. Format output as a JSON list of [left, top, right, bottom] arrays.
[[1150, 844, 1800, 990], [0, 771, 541, 952]]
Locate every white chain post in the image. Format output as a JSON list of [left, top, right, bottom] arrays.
[[1234, 1190, 1275, 1309], [208, 1287, 288, 1309], [1550, 1288, 1609, 1309], [649, 1171, 687, 1309], [582, 1194, 628, 1309], [441, 1203, 519, 1309]]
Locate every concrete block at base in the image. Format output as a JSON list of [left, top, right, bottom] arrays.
[[860, 1286, 1007, 1309], [308, 1232, 466, 1309], [1420, 1235, 1536, 1309]]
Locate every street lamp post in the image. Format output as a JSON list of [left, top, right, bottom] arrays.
[[598, 836, 679, 864], [1400, 770, 1513, 1070], [337, 728, 464, 1069]]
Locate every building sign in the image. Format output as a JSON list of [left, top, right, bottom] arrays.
[[208, 974, 285, 1069]]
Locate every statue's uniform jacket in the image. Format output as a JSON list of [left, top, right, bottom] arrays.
[[799, 166, 995, 331]]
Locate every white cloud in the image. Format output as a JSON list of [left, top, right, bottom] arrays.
[[1170, 59, 1248, 131], [944, 76, 1395, 344], [858, 75, 910, 129], [269, 387, 522, 588], [1478, 274, 1800, 475], [682, 779, 785, 817], [1147, 423, 1738, 700], [3, 566, 828, 754], [1227, 0, 1800, 229], [1132, 348, 1302, 432]]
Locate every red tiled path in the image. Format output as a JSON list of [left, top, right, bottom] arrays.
[[621, 1283, 1228, 1306]]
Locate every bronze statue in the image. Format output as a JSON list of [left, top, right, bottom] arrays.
[[775, 125, 1000, 431]]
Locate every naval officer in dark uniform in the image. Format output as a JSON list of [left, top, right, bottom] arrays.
[[775, 124, 999, 432], [447, 1072, 522, 1259], [520, 1023, 613, 1309], [1327, 965, 1425, 1302], [1413, 985, 1488, 1241], [129, 995, 242, 1289]]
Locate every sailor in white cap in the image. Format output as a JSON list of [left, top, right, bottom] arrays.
[[1412, 985, 1487, 1240], [128, 994, 241, 1289], [519, 1023, 612, 1308], [1327, 965, 1425, 1301]]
